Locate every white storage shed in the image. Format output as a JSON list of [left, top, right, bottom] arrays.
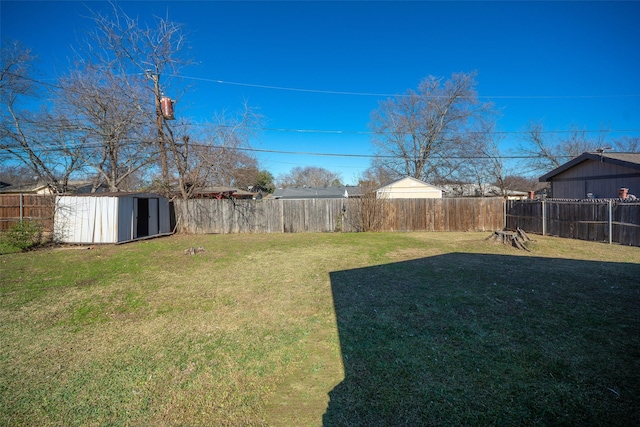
[[54, 193, 171, 244]]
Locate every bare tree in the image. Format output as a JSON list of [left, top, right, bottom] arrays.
[[0, 40, 83, 193], [84, 2, 194, 192], [345, 176, 387, 232], [277, 166, 342, 188], [369, 72, 495, 184], [3, 7, 264, 198], [501, 175, 540, 193], [447, 118, 504, 197], [359, 165, 396, 188], [520, 122, 608, 174], [165, 104, 263, 199], [612, 136, 640, 152], [54, 63, 154, 192]]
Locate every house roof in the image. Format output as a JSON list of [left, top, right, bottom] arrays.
[[377, 176, 442, 192], [273, 186, 362, 199], [191, 187, 259, 199], [56, 191, 166, 198], [0, 180, 108, 194], [0, 182, 50, 193], [539, 152, 640, 182], [197, 186, 238, 193]]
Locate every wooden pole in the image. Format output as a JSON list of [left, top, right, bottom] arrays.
[[608, 199, 612, 244], [542, 200, 546, 236], [503, 200, 506, 230], [148, 72, 169, 191]]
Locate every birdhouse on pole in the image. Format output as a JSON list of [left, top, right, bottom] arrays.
[[160, 96, 175, 120]]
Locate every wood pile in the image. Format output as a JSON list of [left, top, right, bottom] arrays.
[[487, 228, 534, 251]]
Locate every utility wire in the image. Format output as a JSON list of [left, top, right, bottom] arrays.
[[0, 140, 575, 160], [8, 119, 636, 136], [6, 110, 635, 136], [175, 74, 640, 99], [10, 71, 639, 101], [5, 72, 640, 135]]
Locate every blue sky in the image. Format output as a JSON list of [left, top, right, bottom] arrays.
[[2, 1, 639, 184]]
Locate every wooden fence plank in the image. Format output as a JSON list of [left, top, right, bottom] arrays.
[[173, 198, 505, 234], [0, 194, 55, 232], [506, 200, 640, 247], [1, 196, 507, 237]]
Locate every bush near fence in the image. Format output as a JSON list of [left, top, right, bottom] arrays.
[[506, 199, 640, 247], [173, 198, 506, 234]]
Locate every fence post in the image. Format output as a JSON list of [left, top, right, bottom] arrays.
[[503, 200, 506, 230], [19, 193, 24, 224], [542, 200, 546, 236], [608, 199, 613, 244]]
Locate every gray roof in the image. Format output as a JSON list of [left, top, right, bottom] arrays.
[[0, 180, 108, 194], [197, 186, 238, 193], [539, 152, 640, 182], [56, 191, 166, 198], [0, 182, 49, 193], [273, 186, 363, 199]]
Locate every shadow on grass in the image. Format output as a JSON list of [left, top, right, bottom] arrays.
[[325, 253, 640, 426]]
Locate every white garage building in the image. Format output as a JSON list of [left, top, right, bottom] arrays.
[[376, 177, 443, 199]]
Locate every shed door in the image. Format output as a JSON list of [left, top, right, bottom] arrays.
[[134, 197, 159, 239], [136, 198, 149, 238], [148, 198, 159, 236]]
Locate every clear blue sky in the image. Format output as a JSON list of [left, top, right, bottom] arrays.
[[2, 1, 639, 184]]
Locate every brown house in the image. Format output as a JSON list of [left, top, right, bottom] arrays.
[[539, 152, 640, 199]]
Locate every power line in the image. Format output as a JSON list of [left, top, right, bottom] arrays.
[[5, 72, 640, 135], [1, 139, 575, 160], [204, 145, 575, 161], [8, 115, 637, 136], [175, 74, 640, 99], [176, 75, 397, 97], [254, 127, 638, 136]]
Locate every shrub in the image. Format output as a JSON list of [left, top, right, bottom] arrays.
[[1, 221, 43, 251]]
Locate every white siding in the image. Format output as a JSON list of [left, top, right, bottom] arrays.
[[54, 193, 171, 244], [55, 196, 119, 243], [377, 177, 442, 199]]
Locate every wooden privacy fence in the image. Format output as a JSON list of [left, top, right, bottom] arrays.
[[0, 194, 55, 232], [173, 198, 505, 234], [506, 199, 640, 247]]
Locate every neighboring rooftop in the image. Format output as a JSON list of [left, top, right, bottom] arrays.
[[272, 186, 363, 199], [540, 152, 640, 182]]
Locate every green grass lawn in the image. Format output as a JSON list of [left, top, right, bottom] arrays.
[[1, 232, 639, 426]]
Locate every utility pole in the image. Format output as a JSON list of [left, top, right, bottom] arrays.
[[147, 70, 170, 192]]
